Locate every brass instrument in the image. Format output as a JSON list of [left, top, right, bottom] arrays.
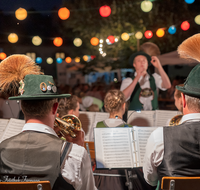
[[169, 114, 183, 126], [55, 114, 82, 138]]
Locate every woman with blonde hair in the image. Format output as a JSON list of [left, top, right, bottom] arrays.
[[96, 89, 131, 128], [94, 90, 155, 190], [94, 90, 134, 190]]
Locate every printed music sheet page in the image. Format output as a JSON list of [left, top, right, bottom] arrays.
[[132, 126, 158, 166], [94, 112, 109, 122], [94, 127, 135, 169], [80, 111, 109, 142], [155, 110, 182, 126], [0, 118, 25, 142], [89, 112, 110, 141], [79, 111, 108, 141], [127, 111, 155, 127], [94, 126, 158, 169], [0, 119, 9, 140], [94, 127, 133, 169]]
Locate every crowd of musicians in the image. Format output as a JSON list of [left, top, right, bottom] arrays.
[[1, 34, 200, 190]]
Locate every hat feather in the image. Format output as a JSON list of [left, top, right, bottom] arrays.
[[0, 54, 43, 97], [178, 33, 200, 62]]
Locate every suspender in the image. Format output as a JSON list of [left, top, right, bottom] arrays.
[[60, 141, 72, 168]]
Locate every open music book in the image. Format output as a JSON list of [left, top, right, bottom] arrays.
[[0, 118, 25, 143], [79, 111, 109, 141], [127, 110, 181, 127], [94, 126, 158, 169], [80, 110, 181, 141]]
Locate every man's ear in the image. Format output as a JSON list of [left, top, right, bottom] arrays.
[[181, 93, 186, 108], [52, 102, 58, 115]]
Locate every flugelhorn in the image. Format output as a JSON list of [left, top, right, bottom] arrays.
[[54, 114, 82, 138]]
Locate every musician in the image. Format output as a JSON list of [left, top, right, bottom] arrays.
[[56, 95, 85, 147], [0, 55, 97, 190], [93, 89, 154, 190], [57, 95, 80, 118], [143, 33, 200, 190], [167, 84, 184, 126], [120, 51, 171, 111], [174, 84, 184, 113]]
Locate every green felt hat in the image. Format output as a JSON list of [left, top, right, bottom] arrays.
[[9, 74, 71, 100], [129, 51, 151, 66], [176, 64, 200, 97]]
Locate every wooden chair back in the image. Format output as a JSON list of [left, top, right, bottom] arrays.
[[0, 181, 51, 190], [84, 141, 95, 160], [161, 176, 200, 190]]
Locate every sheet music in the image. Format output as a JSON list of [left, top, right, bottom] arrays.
[[155, 110, 182, 126], [94, 128, 134, 169], [133, 126, 158, 166], [79, 111, 109, 141], [127, 111, 155, 127], [0, 119, 9, 139], [94, 112, 109, 122], [94, 126, 158, 169], [0, 118, 25, 142], [79, 111, 95, 141]]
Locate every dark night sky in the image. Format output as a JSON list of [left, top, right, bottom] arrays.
[[0, 0, 63, 13]]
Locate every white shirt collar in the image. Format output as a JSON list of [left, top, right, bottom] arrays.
[[22, 123, 58, 137], [180, 113, 200, 124], [134, 72, 150, 82]]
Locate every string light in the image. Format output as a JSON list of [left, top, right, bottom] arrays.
[[8, 33, 18, 43], [144, 30, 153, 39], [141, 1, 153, 12], [99, 5, 111, 17], [90, 37, 99, 46], [56, 58, 62, 64], [58, 7, 70, 20], [156, 28, 165, 37], [65, 57, 72, 63], [181, 21, 190, 31], [53, 37, 63, 47], [15, 8, 27, 20], [46, 57, 53, 64], [32, 36, 42, 46]]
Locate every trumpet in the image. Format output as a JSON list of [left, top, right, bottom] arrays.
[[54, 114, 82, 138], [169, 114, 183, 126]]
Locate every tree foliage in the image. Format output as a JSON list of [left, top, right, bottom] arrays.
[[60, 0, 200, 73]]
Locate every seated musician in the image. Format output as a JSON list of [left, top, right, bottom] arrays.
[[57, 95, 80, 118], [93, 89, 154, 190], [168, 84, 184, 126], [56, 95, 84, 147], [143, 34, 200, 190], [173, 84, 184, 113], [0, 55, 97, 190]]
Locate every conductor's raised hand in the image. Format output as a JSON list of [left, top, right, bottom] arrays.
[[151, 56, 162, 69]]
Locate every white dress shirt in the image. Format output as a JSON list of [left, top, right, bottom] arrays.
[[22, 123, 97, 190], [143, 113, 200, 186]]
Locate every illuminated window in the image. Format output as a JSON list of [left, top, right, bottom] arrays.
[[56, 52, 65, 59], [26, 52, 36, 60]]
